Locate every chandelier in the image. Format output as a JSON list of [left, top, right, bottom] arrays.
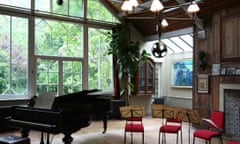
[[121, 0, 200, 27], [120, 0, 200, 58]]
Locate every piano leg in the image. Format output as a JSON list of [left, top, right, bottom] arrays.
[[40, 132, 44, 144], [62, 133, 73, 144], [21, 129, 29, 138], [102, 113, 108, 134]]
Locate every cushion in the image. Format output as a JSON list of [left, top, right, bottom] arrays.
[[194, 130, 220, 140], [226, 142, 240, 144], [160, 125, 181, 133], [125, 123, 144, 132]]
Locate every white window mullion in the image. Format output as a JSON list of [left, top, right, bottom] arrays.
[[58, 59, 63, 96]]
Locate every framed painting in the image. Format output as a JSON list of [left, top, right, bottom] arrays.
[[197, 74, 209, 93], [172, 59, 192, 87]]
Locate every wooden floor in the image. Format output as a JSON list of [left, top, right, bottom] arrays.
[[0, 117, 236, 144]]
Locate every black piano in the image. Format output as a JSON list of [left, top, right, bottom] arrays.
[[2, 89, 112, 144]]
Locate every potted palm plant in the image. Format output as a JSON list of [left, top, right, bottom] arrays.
[[107, 24, 149, 105]]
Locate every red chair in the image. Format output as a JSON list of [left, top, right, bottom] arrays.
[[193, 111, 224, 144], [226, 142, 240, 144], [159, 117, 182, 144], [120, 105, 145, 144], [124, 116, 144, 144]]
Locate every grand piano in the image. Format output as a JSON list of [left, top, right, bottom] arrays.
[[2, 89, 112, 144]]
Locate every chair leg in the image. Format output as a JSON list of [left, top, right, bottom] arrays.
[[131, 132, 133, 144], [176, 132, 178, 144], [124, 131, 126, 144], [158, 131, 160, 144], [180, 130, 183, 144], [192, 136, 195, 144], [142, 132, 144, 144], [164, 133, 166, 144], [220, 136, 223, 144]]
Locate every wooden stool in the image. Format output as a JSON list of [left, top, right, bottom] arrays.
[[0, 135, 30, 144]]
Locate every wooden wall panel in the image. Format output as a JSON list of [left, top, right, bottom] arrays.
[[193, 6, 240, 119]]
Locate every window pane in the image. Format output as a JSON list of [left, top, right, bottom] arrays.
[[36, 59, 58, 94], [63, 61, 82, 94], [87, 0, 120, 23], [88, 28, 113, 91], [35, 18, 83, 57], [35, 0, 84, 18], [0, 0, 30, 9], [0, 15, 28, 96]]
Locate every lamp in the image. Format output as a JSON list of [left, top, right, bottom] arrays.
[[187, 1, 200, 13], [161, 18, 168, 27], [121, 0, 200, 14], [121, 0, 139, 12], [150, 0, 164, 12], [152, 41, 167, 58]]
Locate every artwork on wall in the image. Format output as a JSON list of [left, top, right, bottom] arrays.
[[197, 74, 209, 93], [172, 59, 193, 87]]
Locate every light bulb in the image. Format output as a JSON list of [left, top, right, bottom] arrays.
[[187, 1, 200, 13], [121, 1, 133, 12], [161, 19, 168, 27], [150, 0, 164, 12]]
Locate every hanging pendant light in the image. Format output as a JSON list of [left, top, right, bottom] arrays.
[[130, 0, 139, 8], [150, 0, 164, 12], [121, 0, 133, 12], [187, 1, 200, 13], [161, 18, 168, 27]]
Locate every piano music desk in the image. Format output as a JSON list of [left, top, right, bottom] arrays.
[[0, 135, 30, 144]]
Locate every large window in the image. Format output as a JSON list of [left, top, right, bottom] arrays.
[[0, 14, 28, 98], [0, 0, 117, 99], [88, 28, 113, 91], [35, 18, 83, 57]]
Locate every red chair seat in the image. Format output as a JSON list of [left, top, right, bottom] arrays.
[[194, 129, 220, 140], [125, 123, 144, 132], [160, 125, 181, 133], [227, 142, 240, 144]]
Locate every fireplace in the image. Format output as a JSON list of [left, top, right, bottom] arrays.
[[219, 83, 240, 137]]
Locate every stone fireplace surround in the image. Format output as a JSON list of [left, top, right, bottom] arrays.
[[219, 83, 240, 138]]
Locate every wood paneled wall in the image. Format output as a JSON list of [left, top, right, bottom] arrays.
[[193, 6, 240, 119]]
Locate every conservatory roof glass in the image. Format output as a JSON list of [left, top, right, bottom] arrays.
[[162, 33, 193, 54], [161, 33, 193, 53]]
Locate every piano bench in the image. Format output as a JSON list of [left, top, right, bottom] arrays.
[[0, 135, 30, 144]]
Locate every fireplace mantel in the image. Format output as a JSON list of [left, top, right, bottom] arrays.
[[219, 83, 240, 111]]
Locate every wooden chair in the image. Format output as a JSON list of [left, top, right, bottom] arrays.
[[120, 105, 145, 144], [193, 111, 224, 144]]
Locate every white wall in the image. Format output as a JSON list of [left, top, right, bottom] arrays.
[[128, 26, 193, 116]]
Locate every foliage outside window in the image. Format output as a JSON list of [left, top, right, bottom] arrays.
[[88, 28, 113, 91], [35, 0, 83, 18], [87, 0, 120, 23], [0, 15, 28, 97], [35, 18, 83, 57], [0, 0, 117, 99]]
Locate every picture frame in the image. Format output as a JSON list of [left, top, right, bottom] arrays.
[[171, 59, 193, 87], [236, 69, 240, 75], [212, 64, 220, 75], [198, 74, 209, 93], [226, 67, 236, 75], [220, 67, 226, 75]]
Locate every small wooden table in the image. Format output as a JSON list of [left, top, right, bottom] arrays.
[[0, 135, 30, 144]]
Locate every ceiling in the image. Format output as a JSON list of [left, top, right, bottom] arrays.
[[102, 0, 240, 38]]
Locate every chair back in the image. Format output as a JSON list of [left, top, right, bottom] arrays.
[[209, 111, 224, 129], [120, 105, 145, 119]]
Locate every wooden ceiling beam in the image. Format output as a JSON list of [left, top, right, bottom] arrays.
[[174, 0, 204, 30]]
